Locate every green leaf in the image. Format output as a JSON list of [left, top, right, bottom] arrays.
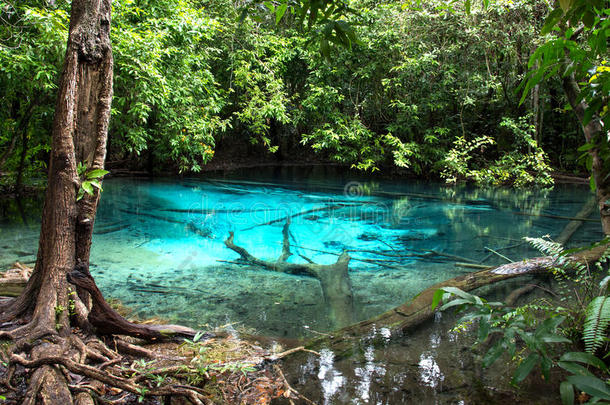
[[482, 342, 504, 368], [275, 2, 288, 24], [320, 39, 330, 59], [578, 142, 596, 152], [89, 179, 102, 190], [431, 289, 444, 311], [560, 352, 607, 370], [86, 169, 109, 179], [465, 0, 471, 14], [511, 353, 540, 384], [440, 287, 481, 304], [557, 361, 596, 377], [541, 8, 564, 35], [478, 317, 490, 342], [81, 181, 94, 196], [560, 381, 574, 405], [565, 375, 610, 400], [541, 355, 552, 380], [535, 315, 565, 336], [582, 11, 595, 28], [539, 333, 571, 344], [440, 298, 475, 311], [558, 0, 572, 11]]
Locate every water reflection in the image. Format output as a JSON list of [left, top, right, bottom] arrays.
[[418, 353, 444, 389], [355, 346, 386, 402], [282, 291, 560, 404], [317, 349, 345, 405]]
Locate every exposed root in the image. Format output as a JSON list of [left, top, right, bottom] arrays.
[[12, 347, 210, 404], [0, 325, 304, 404], [265, 345, 320, 361]]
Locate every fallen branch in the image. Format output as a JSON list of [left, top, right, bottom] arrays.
[[513, 211, 598, 223], [311, 243, 609, 354], [455, 262, 493, 270], [484, 247, 513, 263], [265, 346, 320, 361], [556, 197, 597, 245]]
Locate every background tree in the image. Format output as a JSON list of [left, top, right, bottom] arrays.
[[521, 0, 610, 231]]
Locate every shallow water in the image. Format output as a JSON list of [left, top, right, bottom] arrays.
[[0, 169, 603, 338]]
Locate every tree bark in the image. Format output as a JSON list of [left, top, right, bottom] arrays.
[[0, 0, 113, 334]]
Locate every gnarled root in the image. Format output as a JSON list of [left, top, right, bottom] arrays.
[[67, 264, 202, 341], [4, 334, 211, 405]]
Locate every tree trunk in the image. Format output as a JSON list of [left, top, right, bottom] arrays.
[[0, 0, 113, 334], [0, 131, 18, 174], [562, 73, 610, 234]]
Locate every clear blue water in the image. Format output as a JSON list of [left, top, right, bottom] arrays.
[[0, 169, 603, 337]]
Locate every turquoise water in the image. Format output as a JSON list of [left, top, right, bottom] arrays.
[[0, 169, 603, 337]]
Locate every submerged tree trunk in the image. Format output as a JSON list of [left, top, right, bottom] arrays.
[[225, 219, 354, 328]]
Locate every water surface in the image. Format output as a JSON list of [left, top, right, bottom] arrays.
[[0, 169, 602, 338]]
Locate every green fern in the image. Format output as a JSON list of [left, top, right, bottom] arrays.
[[524, 236, 564, 259], [583, 296, 610, 354]]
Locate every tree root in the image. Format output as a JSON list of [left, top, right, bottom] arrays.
[[0, 324, 301, 404], [10, 337, 212, 405], [67, 264, 201, 341]]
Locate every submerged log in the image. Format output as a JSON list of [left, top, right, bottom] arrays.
[[311, 243, 609, 353], [556, 197, 597, 245], [225, 219, 354, 328]]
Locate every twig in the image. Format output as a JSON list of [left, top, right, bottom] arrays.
[[241, 205, 346, 231], [513, 211, 598, 222], [273, 365, 317, 405], [266, 346, 320, 361], [484, 247, 513, 263], [455, 262, 493, 270]]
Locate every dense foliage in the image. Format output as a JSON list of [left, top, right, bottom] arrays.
[[0, 0, 597, 187], [433, 238, 610, 404]]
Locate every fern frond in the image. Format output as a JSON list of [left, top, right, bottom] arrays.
[[583, 296, 610, 354], [525, 236, 564, 259]]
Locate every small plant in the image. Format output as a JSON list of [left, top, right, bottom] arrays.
[[67, 289, 77, 316], [54, 305, 66, 331], [76, 162, 109, 201]]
